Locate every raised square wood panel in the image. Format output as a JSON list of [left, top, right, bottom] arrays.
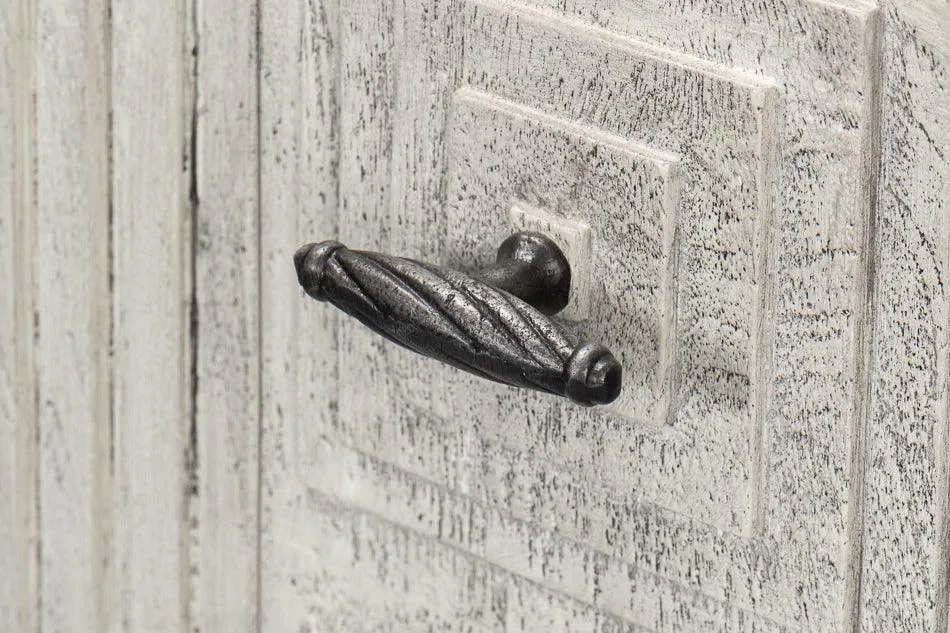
[[440, 78, 764, 531], [261, 0, 883, 631], [445, 88, 682, 428]]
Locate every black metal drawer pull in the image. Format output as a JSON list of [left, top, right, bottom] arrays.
[[294, 231, 621, 406]]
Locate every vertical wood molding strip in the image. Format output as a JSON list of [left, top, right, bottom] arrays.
[[34, 0, 112, 631], [192, 0, 262, 629], [1, 0, 38, 631], [111, 0, 192, 630], [860, 1, 950, 630], [259, 0, 342, 628]]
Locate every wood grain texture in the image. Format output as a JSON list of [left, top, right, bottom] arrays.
[[110, 0, 192, 630], [34, 0, 113, 631], [447, 87, 682, 425], [191, 0, 261, 629], [8, 0, 950, 630], [859, 1, 950, 630], [258, 0, 346, 628], [265, 0, 887, 631], [0, 0, 38, 631]]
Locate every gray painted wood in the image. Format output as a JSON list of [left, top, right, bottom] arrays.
[[258, 0, 347, 628], [34, 0, 113, 630], [859, 1, 950, 630], [0, 1, 38, 631], [258, 1, 890, 631], [3, 0, 950, 631], [191, 0, 262, 629], [3, 0, 261, 630], [111, 0, 191, 629]]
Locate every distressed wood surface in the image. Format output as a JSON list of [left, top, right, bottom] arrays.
[[0, 0, 38, 631], [110, 0, 192, 630], [258, 0, 344, 628], [34, 0, 113, 631], [859, 1, 950, 630], [191, 0, 262, 629], [262, 0, 887, 631], [4, 0, 262, 630], [4, 0, 950, 631]]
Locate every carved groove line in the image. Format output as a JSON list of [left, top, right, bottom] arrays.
[[304, 440, 795, 632], [307, 492, 662, 633]]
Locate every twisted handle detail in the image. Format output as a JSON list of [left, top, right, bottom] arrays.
[[294, 232, 621, 406]]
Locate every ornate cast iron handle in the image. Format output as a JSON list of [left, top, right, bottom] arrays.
[[294, 232, 621, 406]]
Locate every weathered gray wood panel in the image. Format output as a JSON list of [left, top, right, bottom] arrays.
[[2, 0, 262, 630], [259, 0, 888, 631], [259, 0, 343, 628], [859, 1, 950, 630], [111, 0, 192, 630], [189, 0, 263, 629], [34, 0, 113, 630], [0, 0, 38, 631], [191, 0, 262, 627], [3, 0, 950, 631]]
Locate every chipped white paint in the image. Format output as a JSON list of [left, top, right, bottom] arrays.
[[3, 0, 950, 632], [258, 0, 342, 629], [2, 0, 260, 630]]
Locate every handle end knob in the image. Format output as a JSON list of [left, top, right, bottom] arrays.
[[295, 240, 344, 300], [565, 343, 622, 406]]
